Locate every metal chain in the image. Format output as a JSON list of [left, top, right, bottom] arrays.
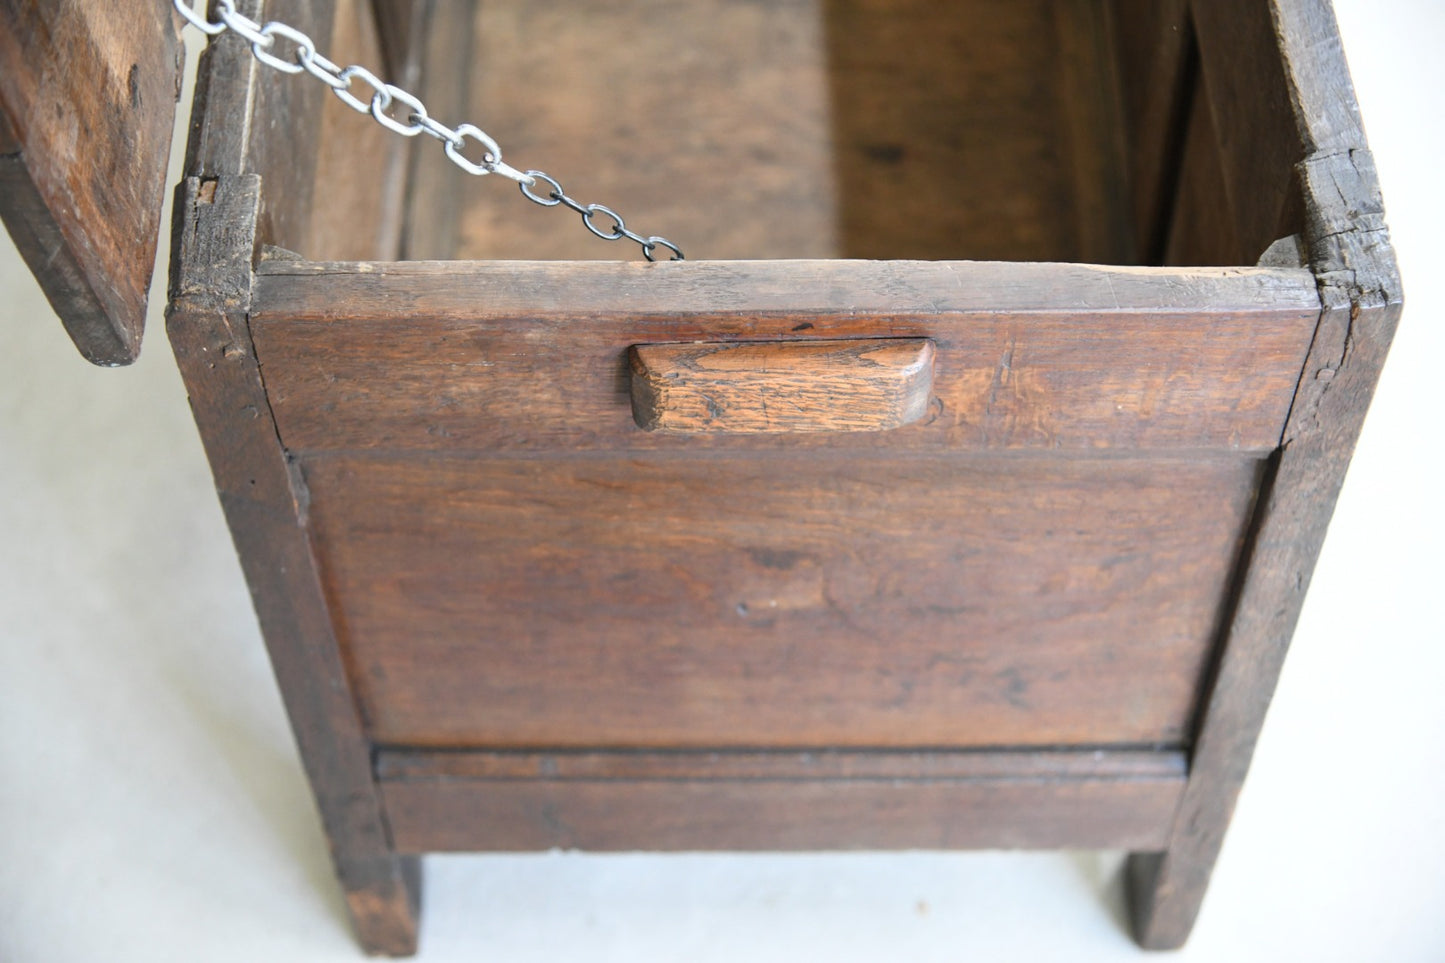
[[172, 0, 684, 261]]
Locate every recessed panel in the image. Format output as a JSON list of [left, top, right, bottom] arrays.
[[307, 451, 1263, 749]]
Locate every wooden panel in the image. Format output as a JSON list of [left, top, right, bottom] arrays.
[[822, 0, 1083, 261], [400, 0, 472, 259], [376, 747, 1187, 782], [376, 748, 1187, 852], [370, 0, 424, 82], [629, 339, 934, 434], [170, 17, 421, 935], [0, 0, 181, 364], [305, 451, 1263, 748], [250, 260, 1319, 454], [446, 0, 1129, 261], [1053, 0, 1134, 263], [457, 0, 835, 260], [1164, 81, 1242, 267], [1107, 0, 1193, 263], [1187, 0, 1304, 263]]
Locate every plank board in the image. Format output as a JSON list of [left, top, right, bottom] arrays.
[[1188, 0, 1305, 264], [378, 747, 1187, 853], [168, 173, 420, 955], [0, 0, 181, 364], [1126, 0, 1404, 948], [443, 0, 1128, 261], [302, 0, 409, 261], [250, 260, 1320, 454], [1107, 0, 1193, 263], [305, 451, 1265, 748], [628, 339, 935, 434]]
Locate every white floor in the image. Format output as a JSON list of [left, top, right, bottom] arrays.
[[3, 1, 1443, 959]]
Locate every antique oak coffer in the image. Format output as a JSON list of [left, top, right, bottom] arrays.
[[0, 0, 1400, 954]]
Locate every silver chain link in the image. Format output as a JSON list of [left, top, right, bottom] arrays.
[[172, 0, 684, 261]]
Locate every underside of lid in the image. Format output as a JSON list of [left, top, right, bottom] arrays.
[[0, 0, 183, 366]]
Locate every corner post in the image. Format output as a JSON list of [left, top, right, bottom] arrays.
[[166, 174, 421, 955], [1127, 0, 1402, 948]]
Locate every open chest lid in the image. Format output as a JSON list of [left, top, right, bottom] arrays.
[[0, 1, 183, 366]]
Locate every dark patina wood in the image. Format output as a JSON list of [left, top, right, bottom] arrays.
[[302, 450, 1261, 749], [0, 0, 182, 364], [1107, 0, 1192, 264], [248, 260, 1318, 454], [169, 173, 420, 959], [398, 0, 471, 259], [165, 9, 420, 954], [1125, 0, 1402, 948]]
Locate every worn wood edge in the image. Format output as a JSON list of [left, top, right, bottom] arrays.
[[180, 0, 258, 178], [0, 2, 182, 365], [0, 151, 141, 365], [1269, 0, 1368, 155], [165, 173, 419, 955], [182, 1, 337, 254], [342, 853, 421, 957], [0, 100, 16, 153], [628, 339, 935, 434], [375, 747, 1188, 783], [250, 259, 1320, 319], [295, 446, 1277, 464], [1126, 1, 1402, 950]]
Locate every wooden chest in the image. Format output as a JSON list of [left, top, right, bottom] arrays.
[[0, 0, 1400, 954]]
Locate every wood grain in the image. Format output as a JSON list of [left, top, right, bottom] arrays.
[[1053, 0, 1134, 263], [250, 260, 1319, 454], [170, 28, 422, 945], [442, 0, 1131, 261], [370, 0, 425, 83], [629, 339, 934, 434], [148, 0, 1400, 951], [399, 0, 473, 260], [1126, 0, 1403, 949], [823, 0, 1095, 261], [1187, 0, 1304, 264], [378, 747, 1187, 853], [1108, 0, 1193, 264], [304, 451, 1263, 749], [0, 0, 182, 364], [302, 0, 409, 262], [1163, 80, 1242, 267], [169, 173, 420, 957]]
